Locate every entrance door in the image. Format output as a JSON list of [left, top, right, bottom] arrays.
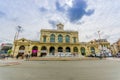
[[49, 47, 55, 55], [81, 47, 86, 56], [32, 46, 38, 57], [40, 46, 47, 57], [58, 47, 63, 52]]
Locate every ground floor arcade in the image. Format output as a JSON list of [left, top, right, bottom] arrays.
[[13, 43, 98, 57]]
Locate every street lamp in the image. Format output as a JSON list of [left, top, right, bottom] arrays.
[[13, 26, 23, 57], [97, 31, 103, 54]]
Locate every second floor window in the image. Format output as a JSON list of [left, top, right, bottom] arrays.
[[50, 34, 55, 42], [66, 35, 70, 43], [73, 37, 76, 43], [58, 34, 63, 42], [43, 36, 46, 42]]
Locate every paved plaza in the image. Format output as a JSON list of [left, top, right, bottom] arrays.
[[0, 58, 120, 80]]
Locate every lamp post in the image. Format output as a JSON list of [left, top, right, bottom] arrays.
[[12, 26, 23, 57], [97, 31, 102, 54]]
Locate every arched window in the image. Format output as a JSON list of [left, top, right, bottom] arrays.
[[50, 34, 55, 42], [58, 34, 63, 42], [66, 35, 70, 43]]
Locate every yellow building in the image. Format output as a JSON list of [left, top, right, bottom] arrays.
[[111, 39, 120, 54], [12, 23, 110, 57]]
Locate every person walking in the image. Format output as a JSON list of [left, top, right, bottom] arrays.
[[25, 53, 29, 61], [28, 51, 31, 60]]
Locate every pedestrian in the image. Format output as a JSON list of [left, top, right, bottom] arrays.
[[25, 53, 29, 61], [28, 51, 31, 60]]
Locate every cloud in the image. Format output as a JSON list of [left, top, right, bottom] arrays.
[[48, 20, 58, 28], [39, 7, 48, 12], [86, 9, 94, 16], [0, 11, 6, 18], [103, 34, 110, 39], [54, 0, 94, 23], [55, 1, 65, 12], [67, 0, 94, 23]]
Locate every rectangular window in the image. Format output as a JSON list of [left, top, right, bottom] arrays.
[[43, 37, 46, 42], [73, 37, 76, 43]]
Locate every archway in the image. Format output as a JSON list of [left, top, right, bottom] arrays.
[[32, 46, 38, 57], [58, 47, 63, 52], [81, 47, 86, 56], [40, 46, 47, 57], [66, 47, 71, 52], [73, 47, 78, 56], [49, 47, 55, 55], [17, 45, 25, 59], [91, 47, 95, 54], [73, 47, 78, 52]]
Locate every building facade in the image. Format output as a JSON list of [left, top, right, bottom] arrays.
[[111, 39, 120, 54], [12, 23, 110, 57]]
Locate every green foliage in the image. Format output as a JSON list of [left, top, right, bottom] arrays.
[[7, 49, 12, 54]]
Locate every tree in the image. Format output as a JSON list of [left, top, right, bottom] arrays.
[[7, 49, 12, 55]]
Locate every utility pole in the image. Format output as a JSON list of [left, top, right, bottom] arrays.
[[13, 26, 23, 57]]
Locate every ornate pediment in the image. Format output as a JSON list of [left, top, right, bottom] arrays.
[[15, 38, 31, 43]]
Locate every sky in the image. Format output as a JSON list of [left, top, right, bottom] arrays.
[[0, 0, 120, 44]]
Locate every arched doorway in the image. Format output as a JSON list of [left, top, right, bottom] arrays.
[[91, 47, 95, 54], [32, 46, 38, 57], [81, 47, 86, 56], [66, 47, 71, 52], [40, 46, 47, 57], [58, 47, 63, 52], [73, 47, 78, 56], [17, 45, 25, 58], [49, 47, 55, 55], [73, 47, 78, 52]]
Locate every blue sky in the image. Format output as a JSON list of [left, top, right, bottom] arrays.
[[0, 0, 120, 44]]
